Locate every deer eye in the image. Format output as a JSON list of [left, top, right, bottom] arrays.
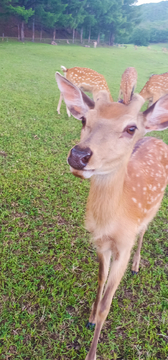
[[124, 125, 137, 136], [81, 116, 86, 127]]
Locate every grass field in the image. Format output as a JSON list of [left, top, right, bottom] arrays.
[[0, 41, 168, 360]]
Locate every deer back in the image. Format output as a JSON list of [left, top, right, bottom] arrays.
[[140, 73, 168, 101], [62, 66, 113, 102], [120, 67, 137, 104]]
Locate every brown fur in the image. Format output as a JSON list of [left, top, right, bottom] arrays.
[[56, 66, 113, 117], [118, 67, 137, 104], [55, 72, 168, 360], [140, 72, 168, 106]]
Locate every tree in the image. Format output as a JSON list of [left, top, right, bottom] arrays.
[[7, 0, 34, 41], [78, 0, 96, 43], [35, 0, 69, 41], [131, 27, 150, 46], [105, 0, 140, 45], [0, 0, 142, 44], [65, 0, 86, 43], [90, 0, 115, 43], [119, 0, 140, 41]]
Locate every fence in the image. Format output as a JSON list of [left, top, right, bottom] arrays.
[[0, 36, 115, 47]]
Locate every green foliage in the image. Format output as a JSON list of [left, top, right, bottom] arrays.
[[36, 0, 68, 30], [0, 41, 168, 359], [127, 1, 168, 45], [66, 0, 86, 30], [131, 27, 150, 46], [8, 4, 34, 22], [1, 0, 139, 42], [150, 27, 168, 43], [139, 1, 168, 23]]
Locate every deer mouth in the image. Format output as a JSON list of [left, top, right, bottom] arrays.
[[69, 166, 95, 179]]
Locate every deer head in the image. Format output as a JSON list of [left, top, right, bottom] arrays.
[[56, 72, 168, 180]]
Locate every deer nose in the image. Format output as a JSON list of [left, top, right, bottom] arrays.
[[68, 145, 93, 170]]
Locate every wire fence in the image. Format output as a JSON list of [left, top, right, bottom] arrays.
[[0, 36, 125, 47]]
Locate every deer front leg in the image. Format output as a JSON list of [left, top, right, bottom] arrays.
[[85, 245, 133, 360], [66, 105, 71, 117], [132, 227, 146, 274], [57, 92, 63, 114], [87, 250, 111, 328], [118, 89, 123, 103]]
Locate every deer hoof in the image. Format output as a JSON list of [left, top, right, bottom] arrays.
[[85, 355, 96, 360], [86, 322, 96, 330], [132, 270, 138, 275]]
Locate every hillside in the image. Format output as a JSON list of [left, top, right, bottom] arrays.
[[126, 1, 168, 45], [139, 1, 168, 23]]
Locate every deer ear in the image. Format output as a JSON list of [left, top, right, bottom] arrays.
[[143, 94, 168, 132], [55, 72, 95, 120]]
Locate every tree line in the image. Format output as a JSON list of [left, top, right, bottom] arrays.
[[0, 0, 140, 44], [128, 1, 168, 46]]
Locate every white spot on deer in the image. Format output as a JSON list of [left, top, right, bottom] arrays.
[[132, 197, 137, 203]]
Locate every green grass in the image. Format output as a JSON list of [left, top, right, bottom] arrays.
[[0, 41, 168, 360]]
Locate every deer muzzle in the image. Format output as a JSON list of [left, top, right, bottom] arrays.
[[68, 145, 93, 170]]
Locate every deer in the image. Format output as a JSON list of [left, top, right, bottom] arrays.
[[118, 67, 137, 105], [56, 66, 113, 117], [51, 41, 57, 45], [56, 71, 168, 360], [140, 72, 168, 107], [162, 47, 167, 53]]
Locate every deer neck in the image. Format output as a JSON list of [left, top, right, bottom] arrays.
[[85, 162, 128, 235]]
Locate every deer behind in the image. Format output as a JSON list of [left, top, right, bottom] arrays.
[[118, 67, 137, 104], [56, 66, 113, 117], [56, 71, 168, 360], [140, 72, 168, 107]]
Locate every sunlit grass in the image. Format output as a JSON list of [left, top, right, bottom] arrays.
[[0, 41, 168, 359]]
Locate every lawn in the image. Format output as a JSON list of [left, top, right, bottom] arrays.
[[0, 41, 168, 360]]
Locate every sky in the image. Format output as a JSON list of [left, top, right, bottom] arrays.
[[136, 0, 167, 4]]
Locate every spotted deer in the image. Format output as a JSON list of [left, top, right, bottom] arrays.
[[162, 47, 167, 53], [56, 66, 113, 117], [140, 72, 168, 107], [56, 71, 168, 360], [118, 67, 137, 104]]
